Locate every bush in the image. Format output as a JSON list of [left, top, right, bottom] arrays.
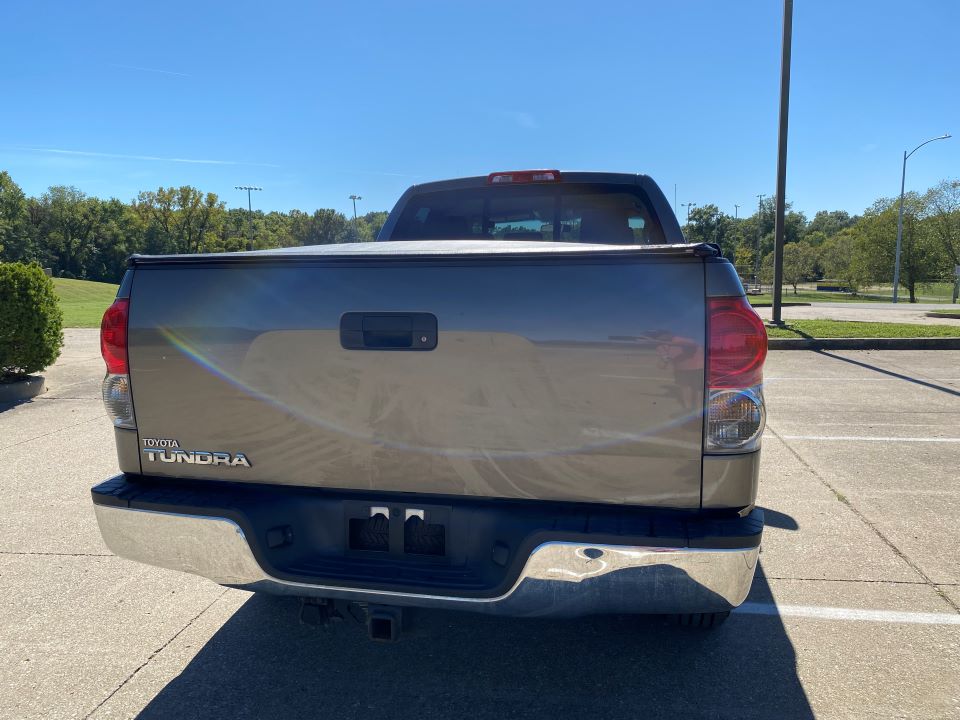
[[0, 262, 64, 381]]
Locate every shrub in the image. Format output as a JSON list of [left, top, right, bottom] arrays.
[[0, 262, 64, 381]]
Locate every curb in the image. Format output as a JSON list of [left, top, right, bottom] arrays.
[[768, 337, 960, 350], [0, 375, 47, 403]]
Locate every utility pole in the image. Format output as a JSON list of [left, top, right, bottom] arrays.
[[771, 0, 794, 325], [755, 194, 765, 289], [892, 133, 950, 302], [235, 186, 262, 251]]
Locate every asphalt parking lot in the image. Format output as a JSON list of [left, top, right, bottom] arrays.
[[1, 330, 958, 719]]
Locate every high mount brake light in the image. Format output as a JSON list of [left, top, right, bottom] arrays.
[[100, 298, 130, 374], [707, 297, 768, 389], [487, 170, 561, 185]]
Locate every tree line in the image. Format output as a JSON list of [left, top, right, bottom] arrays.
[[2, 169, 958, 301], [0, 171, 388, 284], [682, 179, 960, 302]]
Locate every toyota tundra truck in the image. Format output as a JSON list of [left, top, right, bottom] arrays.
[[92, 170, 767, 640]]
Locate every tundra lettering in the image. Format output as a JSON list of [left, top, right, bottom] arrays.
[[141, 448, 251, 467]]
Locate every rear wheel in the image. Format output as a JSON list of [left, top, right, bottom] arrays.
[[671, 610, 731, 628]]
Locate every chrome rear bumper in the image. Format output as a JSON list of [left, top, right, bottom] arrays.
[[94, 504, 759, 617]]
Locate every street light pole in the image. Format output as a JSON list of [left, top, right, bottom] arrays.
[[235, 185, 262, 251], [755, 194, 765, 288], [734, 204, 740, 220], [349, 194, 362, 240], [892, 133, 951, 303], [681, 202, 696, 223], [770, 0, 794, 325]]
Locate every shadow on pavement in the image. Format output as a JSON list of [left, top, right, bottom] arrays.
[[760, 507, 800, 531], [818, 350, 960, 398], [137, 563, 812, 719]]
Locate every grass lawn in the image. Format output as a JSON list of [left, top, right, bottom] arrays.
[[53, 277, 119, 327], [766, 320, 960, 339]]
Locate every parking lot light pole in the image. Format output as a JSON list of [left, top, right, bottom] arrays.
[[235, 185, 262, 251], [770, 0, 793, 326], [892, 133, 951, 303], [754, 194, 764, 288], [681, 202, 696, 224]]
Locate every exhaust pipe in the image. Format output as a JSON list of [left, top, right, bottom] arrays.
[[367, 605, 402, 642]]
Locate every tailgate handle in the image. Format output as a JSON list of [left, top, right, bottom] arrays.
[[340, 312, 437, 351]]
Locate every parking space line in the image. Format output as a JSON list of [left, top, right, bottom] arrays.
[[736, 602, 960, 625], [780, 435, 960, 442]]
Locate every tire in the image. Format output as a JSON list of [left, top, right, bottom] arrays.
[[671, 610, 731, 628]]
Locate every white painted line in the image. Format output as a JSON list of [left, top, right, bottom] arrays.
[[780, 435, 960, 443], [736, 602, 960, 625]]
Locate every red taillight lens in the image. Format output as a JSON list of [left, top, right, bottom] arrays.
[[100, 298, 129, 374], [707, 297, 767, 388]]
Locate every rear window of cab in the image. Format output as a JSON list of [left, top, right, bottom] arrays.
[[390, 183, 666, 245]]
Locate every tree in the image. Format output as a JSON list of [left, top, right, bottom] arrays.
[[924, 180, 960, 302], [135, 186, 225, 255], [36, 186, 98, 278], [924, 180, 960, 268], [684, 204, 736, 256], [0, 263, 63, 380], [291, 209, 351, 246], [818, 229, 864, 292], [361, 211, 389, 241], [0, 171, 31, 262], [808, 210, 856, 239], [760, 241, 817, 294], [852, 196, 945, 303]]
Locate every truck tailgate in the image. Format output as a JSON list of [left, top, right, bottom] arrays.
[[127, 244, 706, 506]]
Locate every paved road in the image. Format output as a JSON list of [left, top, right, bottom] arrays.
[[754, 301, 960, 326], [1, 330, 958, 719]]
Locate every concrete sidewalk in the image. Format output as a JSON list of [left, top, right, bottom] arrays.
[[754, 301, 960, 326]]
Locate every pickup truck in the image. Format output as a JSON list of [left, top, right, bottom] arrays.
[[92, 170, 767, 640]]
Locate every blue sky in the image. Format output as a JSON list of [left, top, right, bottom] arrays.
[[1, 0, 957, 219]]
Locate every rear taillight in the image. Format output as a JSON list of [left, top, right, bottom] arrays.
[[100, 298, 135, 429], [705, 296, 767, 452], [101, 298, 129, 374]]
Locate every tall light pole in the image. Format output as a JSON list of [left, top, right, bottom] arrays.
[[235, 185, 262, 251], [681, 202, 696, 223], [734, 204, 740, 220], [349, 194, 362, 241], [755, 194, 765, 288], [892, 133, 951, 302], [770, 0, 793, 325]]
